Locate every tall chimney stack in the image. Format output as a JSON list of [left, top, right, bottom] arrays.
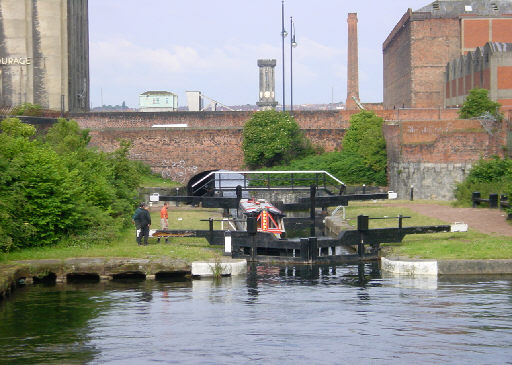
[[346, 13, 359, 110]]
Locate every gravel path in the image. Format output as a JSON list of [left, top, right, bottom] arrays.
[[399, 203, 512, 237]]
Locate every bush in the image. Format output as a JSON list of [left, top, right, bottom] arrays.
[[10, 103, 43, 117], [458, 88, 502, 120], [0, 117, 147, 252], [242, 110, 315, 169], [455, 157, 512, 213], [253, 110, 388, 187]]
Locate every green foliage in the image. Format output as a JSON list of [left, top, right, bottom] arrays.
[[10, 103, 43, 117], [1, 117, 36, 138], [454, 157, 512, 214], [44, 118, 91, 154], [0, 117, 146, 252], [242, 110, 315, 169], [458, 88, 502, 120], [342, 111, 387, 174], [252, 111, 388, 186]]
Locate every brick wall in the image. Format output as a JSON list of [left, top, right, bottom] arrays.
[[86, 125, 346, 184], [383, 118, 507, 199], [72, 110, 509, 199]]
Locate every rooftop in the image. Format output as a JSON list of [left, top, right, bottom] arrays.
[[415, 0, 512, 17]]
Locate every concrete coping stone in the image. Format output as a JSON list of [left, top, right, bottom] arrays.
[[382, 257, 512, 276], [191, 259, 247, 278]]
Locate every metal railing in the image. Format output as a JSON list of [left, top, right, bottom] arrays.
[[191, 170, 346, 196]]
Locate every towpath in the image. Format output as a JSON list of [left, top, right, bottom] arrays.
[[391, 203, 512, 237]]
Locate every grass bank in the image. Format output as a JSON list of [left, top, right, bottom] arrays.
[[344, 201, 512, 260], [0, 207, 224, 264]]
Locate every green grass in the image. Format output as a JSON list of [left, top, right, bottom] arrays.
[[343, 202, 512, 260], [0, 207, 225, 264], [140, 174, 181, 188]]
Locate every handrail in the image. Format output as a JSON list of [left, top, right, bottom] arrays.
[[191, 170, 345, 192]]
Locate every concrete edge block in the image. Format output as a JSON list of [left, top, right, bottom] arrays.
[[191, 260, 247, 277], [381, 257, 438, 276]]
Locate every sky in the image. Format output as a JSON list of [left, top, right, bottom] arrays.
[[89, 0, 431, 109]]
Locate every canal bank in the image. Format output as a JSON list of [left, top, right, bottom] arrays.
[[0, 257, 247, 300]]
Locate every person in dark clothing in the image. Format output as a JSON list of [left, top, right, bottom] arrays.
[[132, 202, 152, 245]]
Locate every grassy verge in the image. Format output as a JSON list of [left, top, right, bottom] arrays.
[[140, 174, 181, 188], [343, 202, 512, 260], [0, 207, 224, 264]]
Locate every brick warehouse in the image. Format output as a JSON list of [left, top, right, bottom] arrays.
[[383, 0, 512, 109]]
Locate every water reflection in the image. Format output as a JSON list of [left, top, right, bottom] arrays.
[[0, 267, 511, 364]]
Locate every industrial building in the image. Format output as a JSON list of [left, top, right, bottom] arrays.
[[0, 0, 89, 112], [445, 42, 512, 109], [383, 0, 512, 109]]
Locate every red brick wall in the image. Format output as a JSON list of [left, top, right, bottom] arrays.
[[483, 69, 491, 89], [492, 18, 512, 42], [72, 111, 353, 130], [85, 124, 346, 183], [409, 18, 460, 108], [383, 119, 506, 165], [464, 19, 490, 49], [498, 66, 512, 89]]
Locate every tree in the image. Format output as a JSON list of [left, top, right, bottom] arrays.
[[342, 111, 387, 184], [459, 88, 502, 120], [242, 110, 314, 169], [0, 117, 36, 138]]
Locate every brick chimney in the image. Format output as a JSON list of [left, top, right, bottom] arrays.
[[346, 13, 359, 110]]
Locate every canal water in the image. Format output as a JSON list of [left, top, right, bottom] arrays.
[[1, 263, 511, 364]]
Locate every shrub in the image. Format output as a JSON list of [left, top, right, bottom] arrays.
[[242, 110, 315, 169], [10, 103, 43, 117], [455, 157, 512, 213], [458, 88, 502, 120]]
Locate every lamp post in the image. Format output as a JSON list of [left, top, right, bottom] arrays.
[[281, 0, 287, 111], [290, 17, 297, 113]]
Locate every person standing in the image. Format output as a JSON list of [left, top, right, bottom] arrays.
[[160, 202, 169, 230], [132, 202, 151, 245]]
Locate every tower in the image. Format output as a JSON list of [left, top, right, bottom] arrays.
[[346, 13, 360, 110], [256, 59, 278, 110]]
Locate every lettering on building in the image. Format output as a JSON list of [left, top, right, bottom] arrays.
[[0, 57, 32, 66]]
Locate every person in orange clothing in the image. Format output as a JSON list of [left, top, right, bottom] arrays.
[[160, 202, 169, 230]]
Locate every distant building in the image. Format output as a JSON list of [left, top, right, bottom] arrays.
[[446, 42, 512, 110], [139, 91, 178, 112], [383, 0, 512, 109], [0, 0, 89, 112]]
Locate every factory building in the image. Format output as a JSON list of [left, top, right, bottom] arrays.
[[383, 0, 512, 109]]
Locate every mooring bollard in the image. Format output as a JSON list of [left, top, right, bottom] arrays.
[[489, 193, 499, 209], [472, 191, 481, 208], [246, 217, 257, 235], [300, 238, 310, 261]]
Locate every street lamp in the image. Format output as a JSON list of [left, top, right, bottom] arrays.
[[290, 17, 297, 113], [281, 0, 287, 111]]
